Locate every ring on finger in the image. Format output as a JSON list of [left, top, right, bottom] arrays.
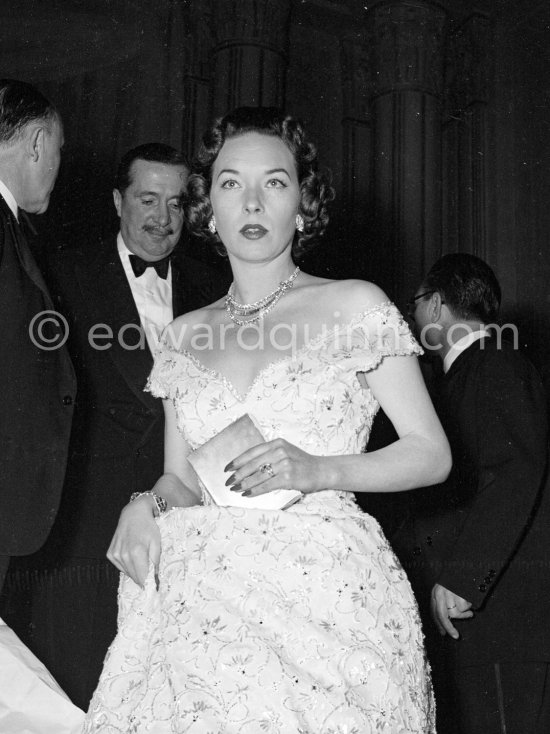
[[260, 462, 275, 478], [447, 603, 457, 610]]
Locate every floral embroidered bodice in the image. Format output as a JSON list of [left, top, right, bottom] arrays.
[[148, 302, 421, 514]]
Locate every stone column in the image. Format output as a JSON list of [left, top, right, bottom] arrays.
[[366, 0, 447, 300], [182, 1, 214, 158], [340, 35, 373, 265], [210, 0, 291, 117], [442, 12, 491, 259]]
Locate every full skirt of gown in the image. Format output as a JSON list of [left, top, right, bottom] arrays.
[[85, 503, 434, 733], [84, 303, 436, 733]]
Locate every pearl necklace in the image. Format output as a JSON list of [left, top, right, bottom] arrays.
[[225, 266, 300, 325]]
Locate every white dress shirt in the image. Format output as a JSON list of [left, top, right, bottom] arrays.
[[443, 328, 491, 374], [117, 233, 173, 354], [0, 179, 18, 220]]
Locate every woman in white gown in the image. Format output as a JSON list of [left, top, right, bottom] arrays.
[[84, 107, 451, 733]]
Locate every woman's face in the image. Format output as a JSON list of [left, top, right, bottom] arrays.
[[209, 132, 301, 264]]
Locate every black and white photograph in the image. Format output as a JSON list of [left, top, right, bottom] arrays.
[[0, 1, 549, 732]]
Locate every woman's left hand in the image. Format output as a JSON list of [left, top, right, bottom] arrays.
[[224, 438, 328, 497]]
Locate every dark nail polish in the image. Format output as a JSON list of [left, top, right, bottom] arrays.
[[224, 461, 234, 472], [241, 490, 251, 497], [229, 483, 242, 492], [225, 474, 236, 486]]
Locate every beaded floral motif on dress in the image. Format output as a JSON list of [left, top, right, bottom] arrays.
[[147, 302, 422, 452], [84, 303, 435, 733]]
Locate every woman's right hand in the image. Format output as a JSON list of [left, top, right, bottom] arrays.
[[107, 474, 200, 587], [107, 494, 161, 587]]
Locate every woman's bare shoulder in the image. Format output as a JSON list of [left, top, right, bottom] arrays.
[[299, 276, 391, 318]]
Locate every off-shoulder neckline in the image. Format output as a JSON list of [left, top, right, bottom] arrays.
[[157, 301, 408, 402]]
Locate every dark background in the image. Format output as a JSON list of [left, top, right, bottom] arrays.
[[2, 0, 550, 367]]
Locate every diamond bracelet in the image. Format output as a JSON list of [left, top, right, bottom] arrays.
[[129, 491, 168, 517]]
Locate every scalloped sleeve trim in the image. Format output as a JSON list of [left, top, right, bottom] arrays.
[[343, 302, 423, 373], [145, 343, 173, 399]]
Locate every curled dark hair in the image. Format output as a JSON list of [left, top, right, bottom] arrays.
[[0, 79, 58, 145], [424, 253, 501, 322], [115, 143, 188, 194], [186, 106, 335, 258]]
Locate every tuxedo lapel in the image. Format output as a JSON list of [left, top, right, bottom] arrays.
[[0, 196, 54, 309], [74, 239, 157, 409], [0, 196, 75, 386], [171, 248, 228, 317], [171, 252, 203, 318], [171, 255, 186, 318]]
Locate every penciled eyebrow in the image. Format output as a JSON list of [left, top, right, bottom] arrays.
[[216, 169, 239, 180], [265, 168, 290, 177], [216, 167, 291, 180]]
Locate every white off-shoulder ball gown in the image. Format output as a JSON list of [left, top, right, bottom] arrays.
[[84, 303, 435, 734]]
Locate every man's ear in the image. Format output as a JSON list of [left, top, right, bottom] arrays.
[[19, 124, 43, 163], [26, 125, 44, 163], [113, 189, 122, 218], [430, 291, 444, 321]]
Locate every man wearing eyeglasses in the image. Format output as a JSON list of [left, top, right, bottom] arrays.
[[394, 253, 550, 734]]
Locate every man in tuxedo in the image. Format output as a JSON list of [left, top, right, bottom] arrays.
[[0, 143, 227, 709], [394, 253, 550, 733], [0, 79, 75, 590]]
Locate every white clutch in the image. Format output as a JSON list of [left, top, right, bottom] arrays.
[[186, 414, 302, 510]]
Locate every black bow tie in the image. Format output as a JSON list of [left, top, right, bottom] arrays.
[[129, 253, 171, 279]]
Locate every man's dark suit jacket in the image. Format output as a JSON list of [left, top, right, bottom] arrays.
[[0, 194, 75, 562], [393, 337, 550, 665], [35, 236, 227, 562], [0, 235, 228, 708]]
